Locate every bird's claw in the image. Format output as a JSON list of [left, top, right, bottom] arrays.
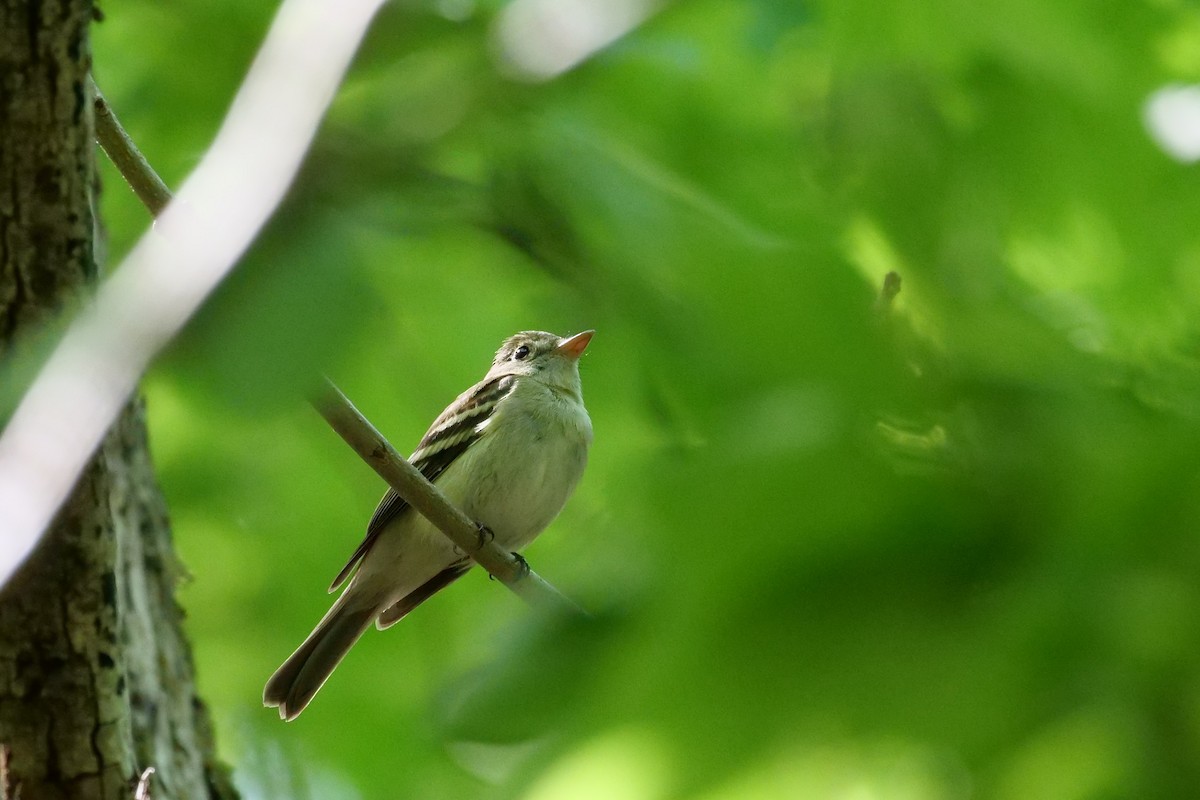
[[474, 523, 495, 550], [490, 551, 530, 581]]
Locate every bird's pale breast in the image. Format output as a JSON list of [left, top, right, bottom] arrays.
[[354, 377, 590, 607], [457, 383, 592, 550]]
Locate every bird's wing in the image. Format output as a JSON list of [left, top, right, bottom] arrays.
[[327, 374, 516, 592], [375, 562, 472, 628]]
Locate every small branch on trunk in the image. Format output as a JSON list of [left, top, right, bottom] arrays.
[[91, 80, 172, 217]]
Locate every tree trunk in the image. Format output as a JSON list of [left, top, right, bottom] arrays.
[[0, 2, 237, 798]]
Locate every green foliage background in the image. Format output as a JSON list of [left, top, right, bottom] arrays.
[[93, 1, 1200, 797]]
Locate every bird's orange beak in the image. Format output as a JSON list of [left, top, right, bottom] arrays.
[[556, 330, 594, 360]]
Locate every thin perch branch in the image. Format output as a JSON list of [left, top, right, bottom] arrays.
[[88, 80, 580, 615], [312, 380, 581, 614]]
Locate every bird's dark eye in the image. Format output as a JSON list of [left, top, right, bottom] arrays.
[[513, 345, 531, 361]]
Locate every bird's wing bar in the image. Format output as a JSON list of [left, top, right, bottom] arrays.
[[327, 375, 516, 592]]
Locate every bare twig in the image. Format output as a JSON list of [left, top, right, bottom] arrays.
[[133, 767, 155, 800], [312, 380, 582, 613], [92, 80, 173, 216]]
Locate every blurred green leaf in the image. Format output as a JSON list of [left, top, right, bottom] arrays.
[[86, 0, 1200, 797]]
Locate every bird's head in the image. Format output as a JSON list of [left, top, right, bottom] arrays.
[[487, 330, 593, 392]]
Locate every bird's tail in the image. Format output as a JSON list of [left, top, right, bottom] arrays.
[[263, 595, 376, 720]]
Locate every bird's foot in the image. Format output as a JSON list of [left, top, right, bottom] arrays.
[[474, 523, 495, 551], [487, 552, 530, 582]]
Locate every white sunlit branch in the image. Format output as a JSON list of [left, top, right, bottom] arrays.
[[494, 0, 657, 80], [0, 0, 388, 585]]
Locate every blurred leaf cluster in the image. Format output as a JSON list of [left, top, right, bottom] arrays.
[[94, 0, 1200, 798]]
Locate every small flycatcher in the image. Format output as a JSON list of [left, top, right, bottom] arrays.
[[264, 330, 593, 720]]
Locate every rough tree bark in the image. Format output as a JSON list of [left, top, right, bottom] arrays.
[[0, 2, 237, 798]]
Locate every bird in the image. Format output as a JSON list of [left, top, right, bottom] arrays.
[[263, 329, 594, 720]]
